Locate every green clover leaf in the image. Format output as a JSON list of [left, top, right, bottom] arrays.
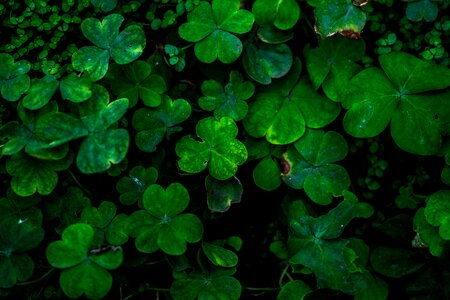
[[243, 42, 293, 85], [132, 95, 191, 152], [126, 183, 203, 255], [288, 195, 374, 293], [0, 53, 31, 102], [108, 61, 167, 108], [22, 75, 59, 110], [413, 208, 448, 257], [0, 190, 42, 226], [199, 71, 255, 121], [90, 0, 117, 12], [205, 175, 243, 212], [72, 14, 146, 81], [59, 73, 93, 103], [0, 218, 44, 288], [342, 51, 450, 155], [116, 166, 158, 206], [46, 223, 123, 300], [6, 151, 73, 197], [424, 190, 450, 240], [252, 0, 300, 30], [402, 0, 440, 22], [281, 129, 350, 205], [243, 58, 340, 145], [277, 280, 311, 300], [370, 246, 425, 278], [202, 242, 238, 268], [178, 0, 255, 63], [81, 201, 128, 246], [171, 269, 242, 300], [307, 0, 367, 37], [45, 187, 91, 234], [176, 117, 248, 180]]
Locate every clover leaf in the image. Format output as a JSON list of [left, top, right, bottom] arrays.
[[370, 246, 425, 278], [252, 0, 300, 30], [287, 195, 374, 293], [202, 242, 238, 268], [303, 35, 365, 95], [0, 53, 31, 102], [205, 175, 243, 212], [60, 73, 93, 103], [46, 223, 123, 300], [116, 166, 158, 206], [178, 0, 255, 63], [176, 117, 248, 180], [108, 60, 167, 108], [132, 96, 191, 152], [6, 151, 73, 197], [0, 190, 42, 226], [81, 201, 128, 246], [277, 280, 311, 300], [342, 51, 450, 155], [72, 14, 146, 81], [424, 190, 450, 240], [90, 0, 117, 12], [171, 268, 241, 300], [243, 58, 340, 145], [45, 187, 91, 234], [243, 42, 293, 85], [402, 0, 440, 22], [307, 0, 367, 38], [22, 75, 59, 110], [199, 71, 254, 121], [0, 217, 44, 288], [281, 129, 350, 205], [126, 183, 203, 255]]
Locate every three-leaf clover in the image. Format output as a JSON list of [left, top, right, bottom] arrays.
[[281, 129, 350, 205], [126, 183, 203, 255], [342, 51, 450, 155], [72, 14, 146, 81], [178, 0, 255, 63], [0, 53, 31, 101], [132, 95, 192, 152], [108, 60, 167, 108], [424, 190, 450, 240], [199, 71, 255, 121], [46, 223, 123, 299], [402, 0, 441, 22], [243, 58, 340, 145], [0, 218, 44, 288], [176, 117, 248, 180]]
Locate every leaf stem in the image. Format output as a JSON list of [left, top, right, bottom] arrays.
[[15, 268, 54, 286], [67, 169, 93, 199]]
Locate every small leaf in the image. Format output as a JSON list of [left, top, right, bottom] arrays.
[[202, 242, 238, 267], [277, 280, 311, 300], [60, 73, 93, 102], [424, 190, 450, 240], [205, 175, 243, 212], [22, 75, 59, 110]]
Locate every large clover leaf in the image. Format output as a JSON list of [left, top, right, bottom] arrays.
[[287, 196, 374, 294], [342, 51, 450, 155], [108, 61, 167, 108], [171, 268, 241, 300], [116, 166, 158, 206], [281, 129, 350, 205], [72, 14, 146, 81], [0, 218, 44, 288], [199, 71, 254, 121], [0, 53, 31, 101], [6, 151, 73, 197], [46, 223, 123, 300], [252, 0, 300, 30], [60, 73, 93, 103], [424, 190, 450, 240], [307, 0, 367, 38], [132, 95, 191, 153], [126, 183, 203, 255], [176, 117, 248, 180], [178, 0, 255, 63], [243, 58, 340, 145], [22, 75, 59, 110]]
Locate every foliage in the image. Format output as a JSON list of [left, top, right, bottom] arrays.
[[1, 0, 450, 299]]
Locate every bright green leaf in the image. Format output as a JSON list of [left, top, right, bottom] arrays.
[[22, 75, 59, 110]]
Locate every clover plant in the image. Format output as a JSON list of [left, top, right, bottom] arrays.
[[1, 1, 450, 299]]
